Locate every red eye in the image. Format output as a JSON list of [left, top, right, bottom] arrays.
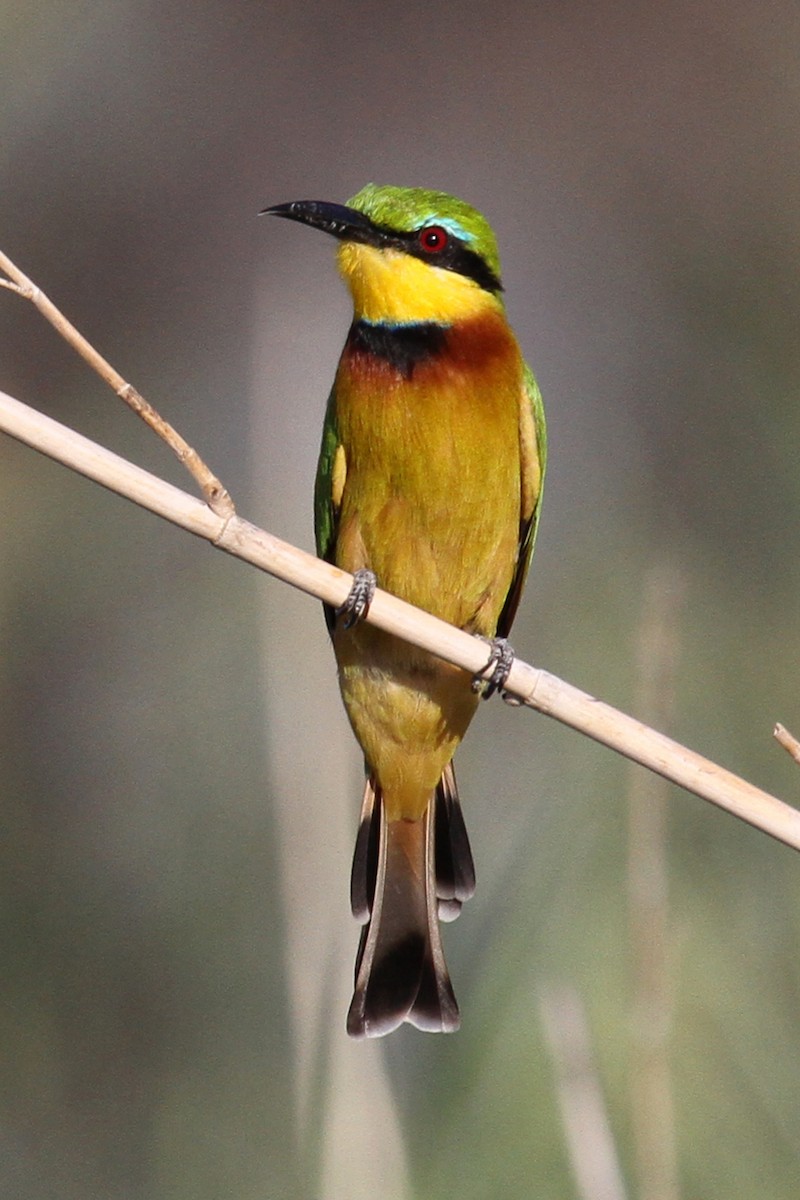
[[418, 225, 449, 253]]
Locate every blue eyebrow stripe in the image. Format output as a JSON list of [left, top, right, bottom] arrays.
[[421, 215, 473, 242]]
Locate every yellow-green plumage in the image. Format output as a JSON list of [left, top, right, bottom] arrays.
[[265, 183, 546, 1037], [331, 308, 527, 818]]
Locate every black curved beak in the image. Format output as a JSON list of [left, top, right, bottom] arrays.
[[260, 200, 382, 245]]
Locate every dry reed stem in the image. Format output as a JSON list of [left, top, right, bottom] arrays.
[[774, 724, 800, 766], [1, 386, 800, 857], [0, 249, 234, 518]]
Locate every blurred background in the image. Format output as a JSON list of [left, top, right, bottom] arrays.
[[1, 3, 800, 1197]]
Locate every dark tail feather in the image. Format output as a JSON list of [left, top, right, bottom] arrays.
[[434, 763, 476, 921], [350, 775, 380, 924], [346, 771, 474, 1038]]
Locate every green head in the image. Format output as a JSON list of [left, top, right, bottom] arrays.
[[343, 184, 503, 293], [264, 184, 502, 290]]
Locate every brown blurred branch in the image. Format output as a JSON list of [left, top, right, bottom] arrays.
[[539, 987, 629, 1200], [1, 384, 800, 856], [774, 724, 800, 766], [0, 249, 234, 518]]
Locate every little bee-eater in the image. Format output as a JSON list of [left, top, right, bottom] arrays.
[[263, 184, 546, 1037]]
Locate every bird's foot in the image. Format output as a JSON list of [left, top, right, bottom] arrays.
[[472, 636, 517, 701], [339, 568, 377, 629]]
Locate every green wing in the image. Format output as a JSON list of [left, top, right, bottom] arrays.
[[314, 385, 341, 634], [497, 363, 547, 639]]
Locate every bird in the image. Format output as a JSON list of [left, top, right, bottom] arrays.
[[262, 184, 546, 1037]]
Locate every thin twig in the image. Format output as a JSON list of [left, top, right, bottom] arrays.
[[1, 386, 800, 854], [627, 565, 681, 1200], [539, 987, 629, 1200], [774, 724, 800, 767], [0, 249, 234, 518]]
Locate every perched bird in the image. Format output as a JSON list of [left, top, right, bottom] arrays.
[[263, 185, 546, 1037]]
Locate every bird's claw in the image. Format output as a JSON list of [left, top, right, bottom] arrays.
[[339, 568, 377, 629], [472, 636, 516, 701]]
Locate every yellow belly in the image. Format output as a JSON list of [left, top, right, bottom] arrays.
[[334, 624, 480, 820], [331, 312, 524, 819]]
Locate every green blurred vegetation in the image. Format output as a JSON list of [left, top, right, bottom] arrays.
[[2, 3, 800, 1198]]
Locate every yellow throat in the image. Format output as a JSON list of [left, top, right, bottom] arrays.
[[337, 242, 503, 324]]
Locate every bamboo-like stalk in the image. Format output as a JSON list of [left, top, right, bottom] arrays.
[[1, 384, 799, 855], [775, 723, 800, 766]]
